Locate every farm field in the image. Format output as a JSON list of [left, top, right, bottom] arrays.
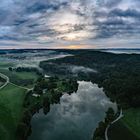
[[108, 108, 140, 140], [0, 68, 39, 88], [0, 81, 4, 87], [0, 83, 27, 140], [122, 108, 140, 139], [0, 62, 14, 68]]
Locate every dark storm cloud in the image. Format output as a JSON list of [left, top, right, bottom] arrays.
[[13, 19, 29, 26], [109, 9, 140, 18], [95, 7, 140, 38], [26, 1, 68, 14], [98, 0, 122, 7], [0, 0, 139, 48]]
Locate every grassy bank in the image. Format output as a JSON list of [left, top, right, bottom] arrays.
[[0, 83, 27, 140]]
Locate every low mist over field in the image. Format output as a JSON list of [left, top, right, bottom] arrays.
[[0, 50, 70, 67], [70, 66, 97, 74]]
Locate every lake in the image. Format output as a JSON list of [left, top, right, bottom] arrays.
[[29, 81, 116, 140]]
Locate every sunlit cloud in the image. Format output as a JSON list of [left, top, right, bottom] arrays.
[[64, 45, 83, 49], [0, 0, 139, 48], [58, 30, 93, 41], [59, 44, 97, 49]]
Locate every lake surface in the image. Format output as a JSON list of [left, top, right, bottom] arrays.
[[29, 81, 116, 140]]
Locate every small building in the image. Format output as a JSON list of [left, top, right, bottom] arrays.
[[43, 89, 48, 94], [32, 93, 40, 97], [44, 74, 50, 78]]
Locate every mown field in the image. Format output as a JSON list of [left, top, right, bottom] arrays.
[[108, 108, 140, 140], [0, 68, 39, 88], [0, 81, 4, 87], [0, 83, 27, 140], [0, 62, 14, 68], [108, 121, 140, 140], [0, 61, 39, 140], [122, 108, 140, 139]]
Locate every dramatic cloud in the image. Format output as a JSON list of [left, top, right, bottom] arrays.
[[0, 0, 139, 48]]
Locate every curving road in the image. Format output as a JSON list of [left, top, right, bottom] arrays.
[[105, 109, 124, 140], [0, 72, 32, 91], [0, 73, 9, 90]]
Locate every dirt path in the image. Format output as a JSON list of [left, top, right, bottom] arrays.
[[10, 82, 32, 91]]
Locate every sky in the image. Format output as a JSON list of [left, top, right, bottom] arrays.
[[0, 0, 140, 49]]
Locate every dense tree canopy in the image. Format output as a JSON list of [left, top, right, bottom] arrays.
[[40, 50, 140, 108]]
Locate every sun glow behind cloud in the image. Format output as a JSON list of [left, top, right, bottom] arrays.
[[65, 45, 83, 49], [0, 0, 139, 49], [58, 31, 93, 41], [47, 10, 94, 41], [59, 44, 97, 49]]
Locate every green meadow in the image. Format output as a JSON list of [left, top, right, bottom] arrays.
[[108, 108, 140, 140], [0, 62, 14, 68], [0, 83, 27, 140], [0, 68, 39, 88], [0, 62, 38, 139], [122, 108, 140, 139]]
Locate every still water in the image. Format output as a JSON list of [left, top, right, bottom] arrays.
[[29, 81, 116, 140]]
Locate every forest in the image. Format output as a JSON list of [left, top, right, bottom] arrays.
[[40, 50, 140, 108]]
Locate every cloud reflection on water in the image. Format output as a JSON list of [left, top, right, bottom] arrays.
[[29, 81, 116, 140]]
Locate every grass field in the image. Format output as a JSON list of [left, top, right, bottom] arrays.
[[0, 83, 27, 140], [0, 60, 39, 88], [13, 71, 38, 80], [0, 69, 38, 80], [108, 120, 140, 140], [122, 108, 140, 139], [0, 62, 14, 68], [108, 108, 140, 140], [0, 68, 39, 88], [0, 81, 4, 87]]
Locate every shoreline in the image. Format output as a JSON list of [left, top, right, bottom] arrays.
[[105, 109, 123, 140], [92, 106, 122, 140], [16, 77, 79, 140]]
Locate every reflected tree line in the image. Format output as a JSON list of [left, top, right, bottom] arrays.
[[16, 76, 78, 140]]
